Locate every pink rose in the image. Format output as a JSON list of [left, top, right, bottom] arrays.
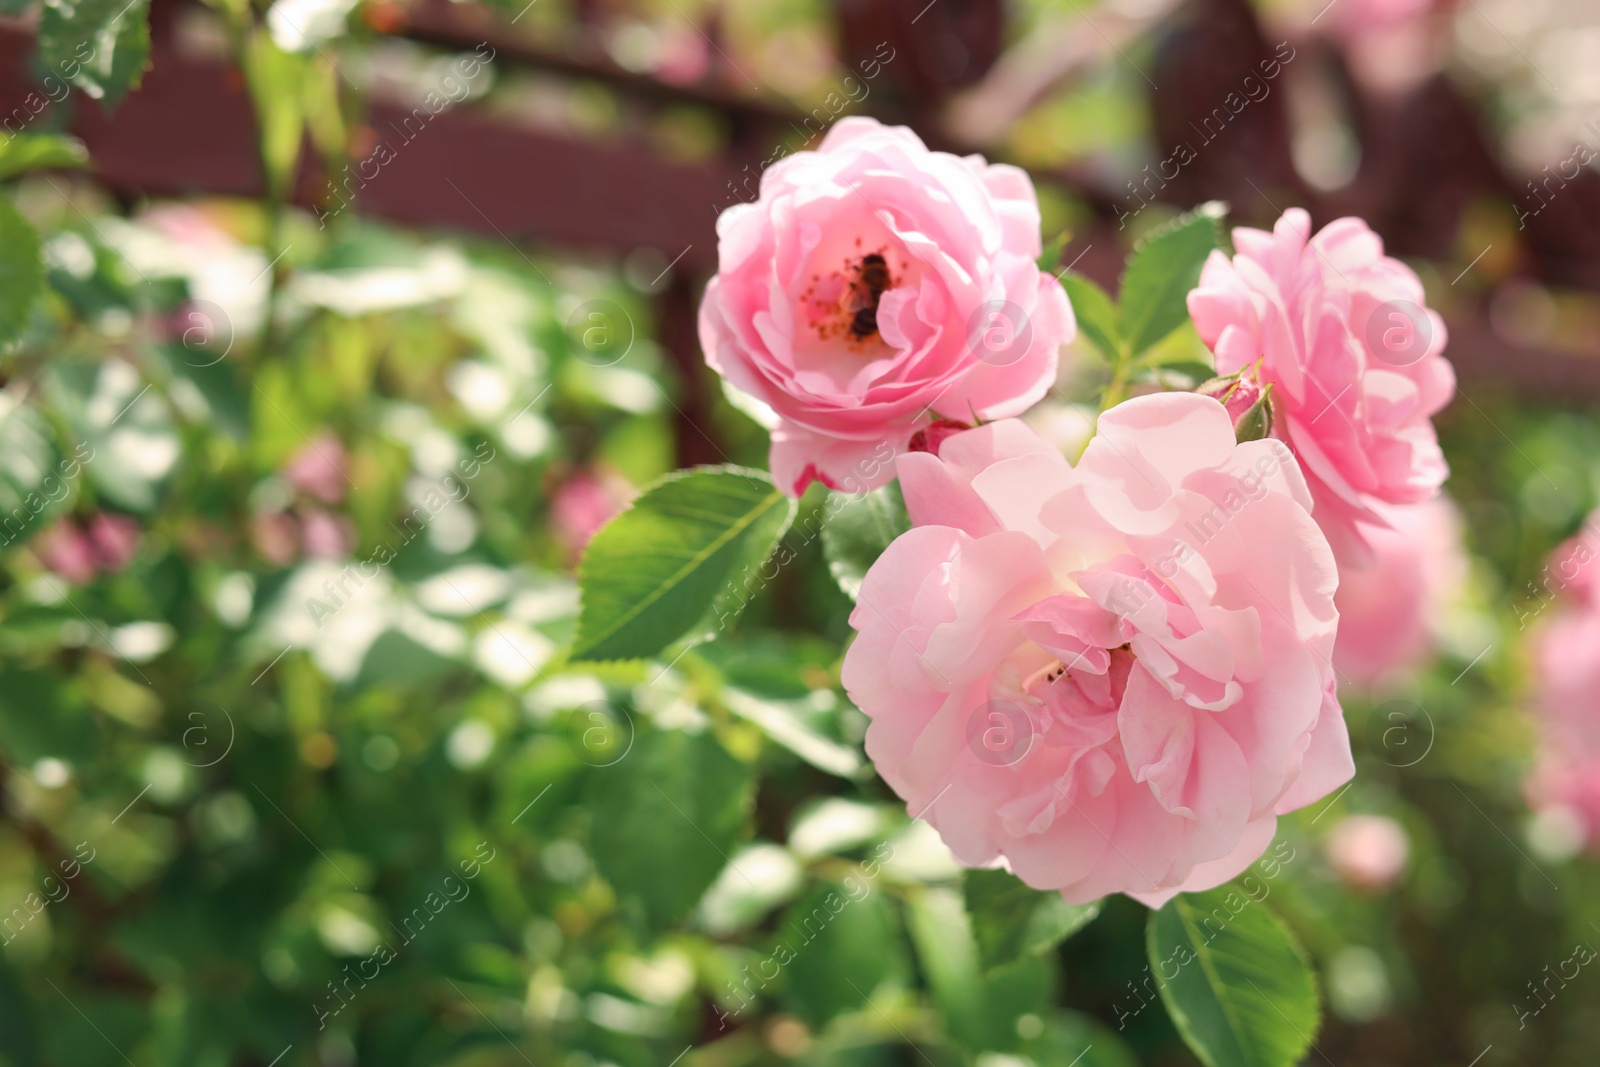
[[1187, 209, 1454, 564], [1324, 814, 1409, 890], [1333, 496, 1467, 686], [699, 116, 1075, 496], [842, 394, 1352, 905]]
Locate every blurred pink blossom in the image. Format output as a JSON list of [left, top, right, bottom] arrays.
[[251, 510, 301, 567], [1334, 496, 1468, 687], [36, 513, 141, 584], [1525, 522, 1600, 848], [85, 512, 141, 573], [300, 509, 356, 560], [284, 433, 350, 505], [553, 470, 635, 563], [1325, 814, 1410, 890], [35, 519, 98, 585]]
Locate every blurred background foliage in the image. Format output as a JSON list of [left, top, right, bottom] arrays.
[[0, 0, 1599, 1065]]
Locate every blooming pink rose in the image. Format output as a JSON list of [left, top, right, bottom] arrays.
[[699, 116, 1075, 496], [1333, 496, 1467, 686], [1187, 209, 1455, 564], [842, 394, 1352, 905], [1324, 814, 1409, 890], [1525, 524, 1600, 849]]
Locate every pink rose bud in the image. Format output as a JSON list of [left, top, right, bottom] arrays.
[[844, 395, 1351, 906], [1325, 815, 1410, 890], [85, 512, 141, 574], [1196, 375, 1272, 441], [284, 433, 350, 506], [699, 117, 1076, 496], [36, 519, 98, 585], [1188, 209, 1454, 565], [907, 419, 973, 457]]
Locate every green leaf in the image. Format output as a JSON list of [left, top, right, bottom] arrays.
[[572, 466, 795, 662], [1118, 201, 1225, 359], [244, 30, 307, 201], [1060, 271, 1122, 361], [1146, 886, 1321, 1067], [39, 0, 152, 108], [722, 687, 864, 779], [820, 482, 908, 601], [1147, 359, 1217, 384], [0, 392, 63, 550], [1038, 231, 1068, 273], [779, 880, 899, 1026], [1030, 1011, 1142, 1067], [0, 134, 88, 182], [0, 199, 42, 347], [588, 729, 753, 932], [964, 868, 1100, 973]]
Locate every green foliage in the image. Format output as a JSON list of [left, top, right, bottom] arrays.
[[1146, 886, 1321, 1067], [0, 393, 61, 546], [588, 728, 754, 933], [39, 0, 151, 106], [779, 880, 899, 1026], [820, 481, 908, 600], [572, 465, 795, 661], [1117, 202, 1225, 357], [964, 868, 1100, 973], [0, 198, 42, 346], [1061, 270, 1122, 362], [0, 134, 88, 181]]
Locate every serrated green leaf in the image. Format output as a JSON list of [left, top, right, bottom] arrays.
[[572, 466, 795, 661], [1118, 201, 1225, 359], [588, 729, 753, 933], [1146, 886, 1321, 1067], [820, 482, 908, 601], [39, 0, 151, 108], [0, 134, 88, 182], [1060, 271, 1122, 361], [965, 868, 1100, 973], [0, 199, 42, 346]]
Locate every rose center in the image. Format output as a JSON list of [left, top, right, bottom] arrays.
[[798, 245, 904, 347]]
